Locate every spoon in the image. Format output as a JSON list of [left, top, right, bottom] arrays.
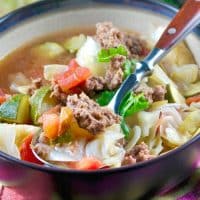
[[31, 131, 84, 168], [108, 0, 200, 113], [32, 0, 200, 166]]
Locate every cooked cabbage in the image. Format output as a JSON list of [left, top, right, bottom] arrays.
[[0, 123, 41, 158], [9, 72, 32, 94], [147, 136, 163, 155], [137, 111, 160, 138], [157, 104, 190, 147], [46, 139, 86, 162], [171, 64, 199, 84], [148, 65, 177, 88], [131, 104, 194, 150], [125, 126, 141, 152], [85, 124, 125, 167], [162, 127, 189, 148], [76, 36, 108, 76], [178, 111, 200, 135], [182, 81, 200, 97], [34, 124, 125, 167], [43, 64, 67, 81]]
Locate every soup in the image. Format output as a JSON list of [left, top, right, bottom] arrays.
[[0, 22, 199, 170]]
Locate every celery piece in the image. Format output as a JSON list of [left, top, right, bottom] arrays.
[[30, 86, 57, 124], [0, 94, 30, 124]]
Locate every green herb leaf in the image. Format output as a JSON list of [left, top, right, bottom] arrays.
[[123, 59, 137, 79], [98, 45, 128, 62], [96, 90, 116, 106], [119, 92, 149, 117], [120, 118, 130, 139]]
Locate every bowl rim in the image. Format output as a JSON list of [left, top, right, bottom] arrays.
[[0, 0, 199, 174]]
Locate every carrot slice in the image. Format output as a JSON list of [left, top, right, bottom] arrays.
[[43, 113, 60, 139], [186, 94, 200, 105]]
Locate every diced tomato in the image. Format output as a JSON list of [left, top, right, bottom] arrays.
[[75, 67, 91, 80], [42, 113, 60, 139], [75, 157, 104, 170], [0, 89, 6, 104], [54, 59, 79, 81], [54, 58, 91, 92], [20, 134, 42, 164], [69, 87, 82, 94], [58, 67, 91, 92], [69, 59, 79, 68], [54, 65, 76, 81], [58, 74, 79, 92], [186, 95, 200, 105]]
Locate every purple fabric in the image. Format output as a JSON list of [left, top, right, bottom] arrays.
[[178, 183, 200, 200]]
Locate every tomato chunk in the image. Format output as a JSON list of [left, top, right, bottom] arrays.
[[58, 67, 91, 92], [75, 66, 91, 80], [54, 59, 91, 92], [69, 59, 79, 68], [20, 134, 42, 164], [75, 157, 104, 170], [54, 59, 79, 81]]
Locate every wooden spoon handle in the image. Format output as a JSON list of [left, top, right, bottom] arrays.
[[155, 0, 200, 50]]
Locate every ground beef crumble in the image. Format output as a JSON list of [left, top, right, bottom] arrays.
[[83, 76, 106, 96], [152, 85, 166, 102], [135, 83, 166, 103], [124, 34, 149, 58], [84, 55, 125, 95], [28, 77, 43, 95], [135, 83, 154, 103], [66, 92, 120, 134], [50, 80, 68, 104], [105, 55, 126, 90], [84, 21, 151, 94], [96, 22, 124, 49], [95, 22, 149, 58], [122, 142, 155, 166]]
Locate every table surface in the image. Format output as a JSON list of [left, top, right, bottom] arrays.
[[0, 1, 200, 200]]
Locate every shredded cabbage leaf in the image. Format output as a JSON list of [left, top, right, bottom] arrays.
[[0, 123, 41, 158], [85, 124, 125, 167]]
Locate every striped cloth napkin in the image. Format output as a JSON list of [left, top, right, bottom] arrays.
[[0, 0, 200, 199]]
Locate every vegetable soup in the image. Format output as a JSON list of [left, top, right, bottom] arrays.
[[0, 22, 199, 170]]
